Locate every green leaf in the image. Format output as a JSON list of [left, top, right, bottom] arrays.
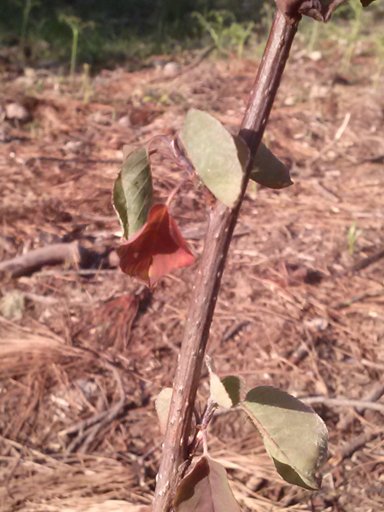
[[179, 109, 244, 207], [113, 146, 153, 239], [209, 370, 233, 409], [206, 356, 240, 408], [241, 386, 328, 490], [174, 456, 241, 512], [250, 142, 292, 189], [233, 134, 250, 170], [234, 135, 292, 189], [155, 387, 173, 434], [221, 376, 242, 407]]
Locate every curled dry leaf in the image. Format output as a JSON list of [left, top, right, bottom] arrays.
[[117, 204, 195, 287]]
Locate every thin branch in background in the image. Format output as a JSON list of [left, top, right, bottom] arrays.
[[302, 396, 384, 413]]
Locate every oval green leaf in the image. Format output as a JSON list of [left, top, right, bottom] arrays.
[[221, 375, 242, 407], [174, 455, 241, 512], [234, 135, 292, 189], [241, 386, 328, 490], [179, 109, 244, 207], [113, 146, 153, 239], [209, 370, 232, 409], [250, 142, 292, 189]]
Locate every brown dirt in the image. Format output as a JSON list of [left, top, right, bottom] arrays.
[[0, 35, 383, 512]]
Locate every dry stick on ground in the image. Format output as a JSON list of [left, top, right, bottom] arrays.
[[0, 242, 81, 277], [0, 242, 110, 277], [153, 10, 300, 512], [302, 396, 384, 413]]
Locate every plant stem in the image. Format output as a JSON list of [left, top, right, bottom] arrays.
[[153, 9, 300, 512], [20, 0, 33, 56], [70, 27, 79, 77]]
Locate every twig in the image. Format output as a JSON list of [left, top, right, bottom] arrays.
[[338, 382, 384, 431], [153, 9, 300, 512], [334, 290, 384, 310], [221, 320, 250, 343], [301, 396, 384, 413], [0, 242, 79, 277], [26, 156, 121, 165], [338, 430, 381, 461], [37, 268, 117, 277], [308, 112, 351, 166], [351, 246, 384, 272], [0, 242, 109, 278], [66, 363, 127, 453]]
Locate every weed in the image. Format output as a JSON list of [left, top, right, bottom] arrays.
[[342, 0, 363, 68], [58, 14, 95, 77], [192, 10, 254, 57], [347, 222, 361, 255], [81, 63, 92, 104], [19, 0, 40, 55], [373, 32, 384, 87]]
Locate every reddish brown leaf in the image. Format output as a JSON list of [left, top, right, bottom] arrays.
[[117, 204, 195, 287], [174, 455, 241, 512]]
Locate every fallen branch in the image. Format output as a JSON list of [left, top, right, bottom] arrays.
[[0, 242, 109, 278]]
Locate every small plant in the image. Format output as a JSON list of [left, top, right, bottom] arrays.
[[81, 63, 93, 104], [192, 10, 254, 57], [373, 31, 384, 86], [343, 0, 364, 67], [19, 0, 40, 56], [59, 14, 94, 77], [347, 222, 362, 255], [110, 1, 376, 510]]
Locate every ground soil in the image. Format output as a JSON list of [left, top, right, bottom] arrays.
[[0, 32, 383, 512]]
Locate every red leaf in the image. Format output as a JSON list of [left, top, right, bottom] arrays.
[[117, 204, 195, 286]]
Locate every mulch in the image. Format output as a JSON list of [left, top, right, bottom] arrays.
[[0, 35, 383, 512]]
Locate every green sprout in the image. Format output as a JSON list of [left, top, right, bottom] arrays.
[[19, 0, 40, 56], [59, 14, 94, 77], [192, 10, 254, 58], [347, 222, 362, 255]]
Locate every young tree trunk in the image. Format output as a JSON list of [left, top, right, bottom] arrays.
[[153, 9, 300, 512]]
